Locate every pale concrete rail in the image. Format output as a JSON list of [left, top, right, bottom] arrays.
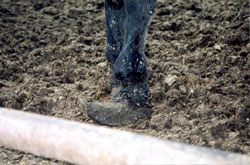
[[0, 107, 249, 165]]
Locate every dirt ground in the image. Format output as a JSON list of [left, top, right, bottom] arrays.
[[0, 0, 249, 164]]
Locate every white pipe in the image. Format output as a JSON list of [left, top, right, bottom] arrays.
[[0, 108, 249, 165]]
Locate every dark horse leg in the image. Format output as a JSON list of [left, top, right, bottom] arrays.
[[104, 0, 125, 88], [113, 0, 156, 107], [82, 0, 156, 126]]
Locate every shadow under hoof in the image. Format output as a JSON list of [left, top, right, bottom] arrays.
[[81, 100, 151, 127]]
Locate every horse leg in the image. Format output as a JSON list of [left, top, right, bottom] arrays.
[[82, 0, 156, 126], [113, 0, 156, 107], [104, 0, 126, 88]]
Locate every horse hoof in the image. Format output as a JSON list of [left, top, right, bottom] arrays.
[[80, 100, 151, 127]]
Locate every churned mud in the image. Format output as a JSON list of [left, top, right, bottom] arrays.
[[0, 0, 249, 164]]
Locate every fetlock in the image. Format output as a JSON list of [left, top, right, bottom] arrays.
[[113, 48, 148, 83]]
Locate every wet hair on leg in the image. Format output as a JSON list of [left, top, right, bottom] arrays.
[[112, 0, 156, 107], [104, 0, 126, 88]]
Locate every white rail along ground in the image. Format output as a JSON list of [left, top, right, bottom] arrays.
[[0, 108, 249, 165]]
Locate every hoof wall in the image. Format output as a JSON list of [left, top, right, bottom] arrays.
[[80, 100, 151, 127]]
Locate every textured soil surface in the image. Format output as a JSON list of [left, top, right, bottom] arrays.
[[0, 0, 249, 164]]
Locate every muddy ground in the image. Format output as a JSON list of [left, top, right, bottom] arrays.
[[0, 0, 249, 164]]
